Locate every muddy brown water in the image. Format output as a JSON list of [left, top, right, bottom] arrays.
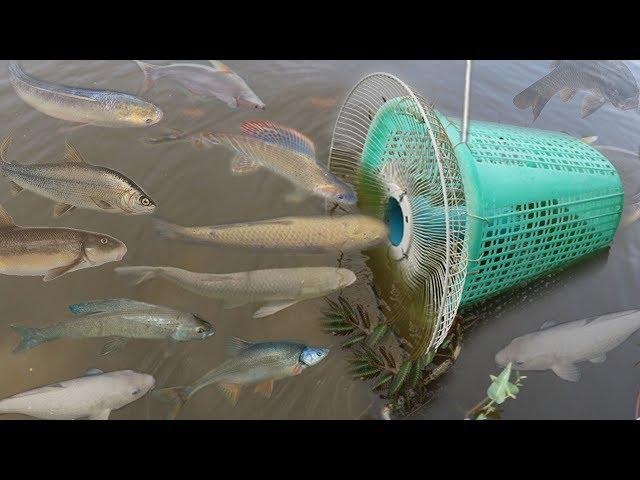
[[0, 60, 638, 419]]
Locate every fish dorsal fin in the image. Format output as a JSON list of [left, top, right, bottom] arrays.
[[63, 141, 88, 164], [225, 336, 254, 357], [240, 121, 316, 160], [84, 368, 104, 376], [209, 60, 231, 73], [539, 320, 556, 330], [0, 205, 16, 228], [69, 298, 161, 315]]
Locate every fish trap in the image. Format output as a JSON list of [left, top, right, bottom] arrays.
[[328, 72, 624, 357]]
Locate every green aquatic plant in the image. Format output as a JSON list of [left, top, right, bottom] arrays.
[[465, 363, 526, 420]]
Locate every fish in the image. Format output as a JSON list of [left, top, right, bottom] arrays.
[[10, 298, 214, 355], [114, 266, 357, 318], [134, 60, 265, 110], [513, 60, 639, 121], [0, 136, 156, 217], [144, 121, 357, 205], [152, 337, 329, 418], [0, 204, 126, 281], [0, 368, 155, 420], [9, 61, 163, 127], [495, 309, 640, 382], [152, 214, 388, 254]]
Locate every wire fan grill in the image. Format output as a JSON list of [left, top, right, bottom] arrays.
[[328, 73, 469, 354]]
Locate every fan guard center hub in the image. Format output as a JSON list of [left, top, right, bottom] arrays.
[[385, 183, 413, 261]]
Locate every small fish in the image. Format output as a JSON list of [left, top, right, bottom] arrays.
[[114, 266, 357, 318], [9, 61, 163, 127], [153, 337, 328, 418], [0, 204, 126, 281], [514, 60, 639, 121], [0, 368, 154, 420], [495, 309, 640, 382], [144, 121, 357, 205], [152, 214, 388, 254], [134, 60, 265, 110], [10, 298, 214, 355], [0, 136, 156, 217], [180, 107, 206, 118], [310, 96, 338, 108]]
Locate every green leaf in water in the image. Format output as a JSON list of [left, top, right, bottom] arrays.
[[389, 361, 412, 396], [367, 324, 389, 347], [487, 362, 520, 405]]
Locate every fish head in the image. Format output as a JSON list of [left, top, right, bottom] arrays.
[[299, 346, 330, 367], [82, 233, 127, 265], [315, 172, 358, 205], [336, 268, 357, 288], [114, 97, 164, 127], [106, 370, 156, 402], [494, 334, 550, 371], [172, 313, 215, 341], [602, 64, 639, 110], [121, 187, 156, 215], [236, 92, 266, 110]]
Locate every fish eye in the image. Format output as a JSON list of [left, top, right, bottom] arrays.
[[196, 327, 205, 334], [337, 194, 344, 200], [131, 389, 140, 396], [140, 196, 151, 206], [145, 118, 153, 124], [515, 360, 525, 367], [100, 238, 108, 245]]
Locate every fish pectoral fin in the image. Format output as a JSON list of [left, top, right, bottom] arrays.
[[230, 154, 260, 176], [43, 258, 84, 282], [218, 383, 241, 405], [63, 141, 88, 163], [53, 203, 76, 218], [254, 380, 274, 398], [559, 88, 577, 102], [84, 368, 104, 376], [581, 94, 606, 118], [101, 337, 129, 356], [539, 320, 556, 330], [580, 135, 598, 144], [87, 409, 111, 420], [252, 300, 299, 319], [0, 205, 16, 228], [91, 198, 115, 210], [589, 354, 607, 364], [551, 362, 581, 382], [8, 181, 23, 196]]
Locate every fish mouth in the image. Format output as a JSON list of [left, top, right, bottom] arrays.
[[115, 246, 127, 261]]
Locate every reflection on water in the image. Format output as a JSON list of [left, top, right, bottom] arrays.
[[0, 60, 639, 419]]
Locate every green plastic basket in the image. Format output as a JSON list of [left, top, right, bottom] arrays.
[[328, 73, 624, 355]]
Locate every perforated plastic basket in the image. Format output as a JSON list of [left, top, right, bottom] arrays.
[[328, 73, 624, 354]]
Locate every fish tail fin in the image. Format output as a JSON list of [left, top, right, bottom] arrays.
[[134, 61, 162, 95], [152, 217, 192, 242], [10, 324, 47, 353], [113, 266, 160, 286], [513, 71, 562, 121], [152, 386, 191, 420]]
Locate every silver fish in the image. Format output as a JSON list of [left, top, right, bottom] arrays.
[[514, 60, 639, 121], [153, 214, 387, 254], [0, 368, 155, 420], [153, 337, 328, 418], [0, 204, 127, 281], [495, 309, 640, 382], [10, 298, 214, 355], [134, 60, 264, 110], [114, 265, 357, 318], [0, 136, 156, 217], [144, 121, 357, 205], [9, 61, 163, 127]]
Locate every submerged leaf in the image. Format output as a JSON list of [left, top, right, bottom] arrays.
[[389, 361, 412, 395], [373, 373, 394, 391], [367, 324, 389, 347], [487, 363, 520, 404]]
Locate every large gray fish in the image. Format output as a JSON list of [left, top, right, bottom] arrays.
[[153, 337, 329, 418], [152, 214, 387, 253], [134, 60, 265, 110], [10, 298, 214, 355], [144, 121, 357, 205], [0, 205, 126, 281], [495, 309, 640, 382], [0, 136, 156, 217], [0, 368, 155, 420], [514, 60, 639, 121], [114, 265, 357, 318], [9, 61, 163, 127]]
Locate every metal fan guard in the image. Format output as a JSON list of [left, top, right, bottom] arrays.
[[327, 73, 469, 352]]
